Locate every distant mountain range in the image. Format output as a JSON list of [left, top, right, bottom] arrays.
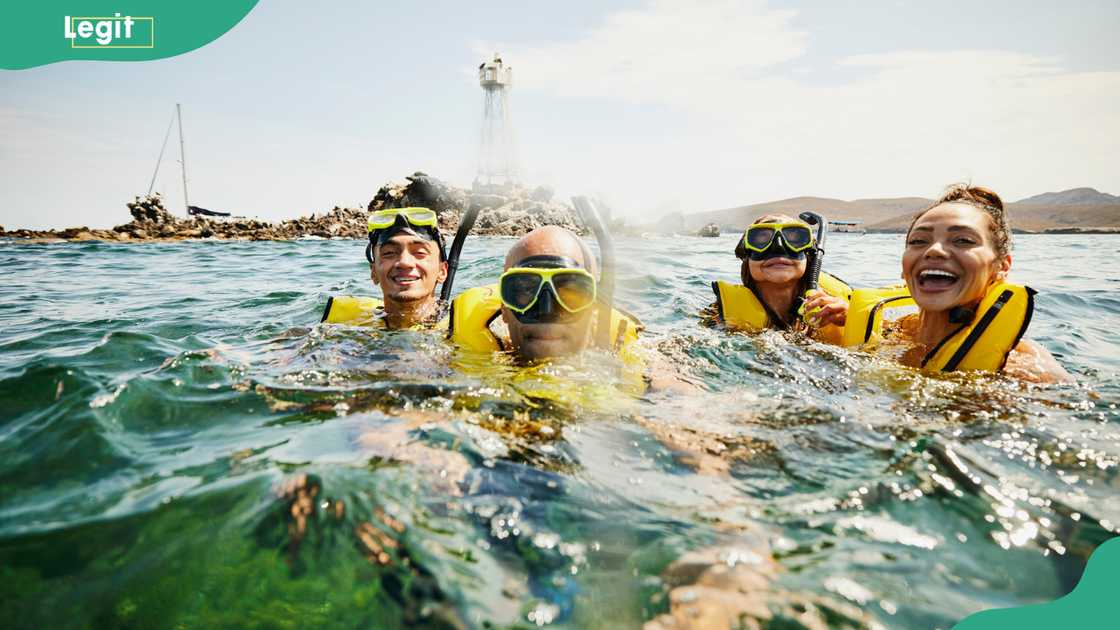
[[1015, 187, 1120, 206], [666, 188, 1120, 234]]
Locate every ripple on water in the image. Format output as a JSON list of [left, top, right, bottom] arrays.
[[0, 236, 1116, 627]]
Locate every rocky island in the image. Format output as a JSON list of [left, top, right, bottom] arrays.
[[6, 177, 1117, 242], [0, 172, 587, 242]]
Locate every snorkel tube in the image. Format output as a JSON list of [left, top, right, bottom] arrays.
[[571, 196, 615, 349], [439, 204, 482, 303], [798, 211, 827, 293]]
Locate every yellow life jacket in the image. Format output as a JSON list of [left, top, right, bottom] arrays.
[[840, 285, 912, 348], [447, 284, 643, 354], [842, 282, 1036, 373], [448, 284, 648, 401], [320, 295, 448, 331], [711, 271, 852, 332]]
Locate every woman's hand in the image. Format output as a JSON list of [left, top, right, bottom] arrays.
[[802, 290, 848, 328]]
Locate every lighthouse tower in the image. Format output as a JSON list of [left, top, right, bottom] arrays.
[[475, 54, 518, 192]]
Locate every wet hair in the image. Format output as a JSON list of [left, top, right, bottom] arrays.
[[368, 214, 446, 262], [906, 184, 1012, 258]]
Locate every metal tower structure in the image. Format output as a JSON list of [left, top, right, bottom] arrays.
[[475, 53, 518, 191]]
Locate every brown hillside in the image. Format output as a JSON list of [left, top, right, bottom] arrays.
[[684, 196, 930, 231], [675, 188, 1120, 235], [865, 203, 1120, 232], [1009, 203, 1120, 231]]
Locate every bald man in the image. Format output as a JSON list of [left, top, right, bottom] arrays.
[[447, 225, 641, 363], [500, 226, 600, 360]]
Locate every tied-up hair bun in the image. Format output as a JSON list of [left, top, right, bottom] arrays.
[[908, 183, 1012, 258]]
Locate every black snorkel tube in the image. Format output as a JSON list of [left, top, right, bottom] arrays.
[[571, 196, 615, 348], [795, 211, 828, 320], [798, 211, 827, 294], [439, 203, 482, 303]]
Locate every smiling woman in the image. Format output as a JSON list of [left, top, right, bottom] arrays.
[[885, 184, 1070, 382]]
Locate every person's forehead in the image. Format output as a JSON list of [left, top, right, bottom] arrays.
[[509, 239, 585, 266], [380, 233, 435, 247], [914, 204, 987, 230]]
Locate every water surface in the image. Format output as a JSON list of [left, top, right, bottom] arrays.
[[1, 234, 1117, 628]]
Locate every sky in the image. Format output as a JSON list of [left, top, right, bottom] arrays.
[[2, 0, 1118, 230]]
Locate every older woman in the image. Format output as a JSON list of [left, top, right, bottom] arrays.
[[879, 184, 1069, 382], [709, 213, 850, 344]]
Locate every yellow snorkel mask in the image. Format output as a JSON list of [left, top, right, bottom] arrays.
[[741, 223, 816, 258], [368, 207, 439, 231], [365, 207, 446, 263], [499, 256, 598, 323]]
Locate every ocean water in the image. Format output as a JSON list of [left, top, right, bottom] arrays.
[[1, 234, 1118, 628]]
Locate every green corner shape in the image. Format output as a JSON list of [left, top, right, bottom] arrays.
[[1, 1, 258, 70], [954, 536, 1120, 629]]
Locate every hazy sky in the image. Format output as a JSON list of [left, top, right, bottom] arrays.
[[2, 0, 1118, 229]]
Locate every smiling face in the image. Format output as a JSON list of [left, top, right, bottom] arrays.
[[745, 255, 808, 286], [902, 203, 1011, 313], [371, 232, 447, 305], [739, 214, 809, 288]]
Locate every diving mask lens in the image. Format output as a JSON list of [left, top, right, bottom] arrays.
[[501, 273, 545, 312], [745, 226, 777, 250], [499, 268, 597, 314], [367, 207, 438, 232], [551, 272, 597, 312], [781, 226, 813, 250], [743, 223, 815, 253]]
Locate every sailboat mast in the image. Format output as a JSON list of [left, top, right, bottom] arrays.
[[177, 103, 190, 213], [147, 111, 175, 196]]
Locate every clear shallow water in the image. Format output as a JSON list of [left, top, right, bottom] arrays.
[[0, 234, 1118, 628]]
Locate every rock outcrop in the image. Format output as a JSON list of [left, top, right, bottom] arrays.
[[0, 193, 366, 242], [697, 223, 721, 237], [370, 172, 584, 236], [1, 171, 588, 242]]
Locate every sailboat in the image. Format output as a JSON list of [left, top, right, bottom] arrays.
[[147, 104, 230, 218]]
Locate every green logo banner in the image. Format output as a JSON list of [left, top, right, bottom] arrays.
[[955, 536, 1119, 628], [1, 1, 258, 70]]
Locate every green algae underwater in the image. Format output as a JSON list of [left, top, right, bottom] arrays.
[[1, 234, 1118, 628]]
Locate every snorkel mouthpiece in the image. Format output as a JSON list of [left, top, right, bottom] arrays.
[[949, 305, 976, 325]]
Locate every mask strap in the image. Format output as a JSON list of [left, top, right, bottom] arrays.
[[513, 255, 582, 269]]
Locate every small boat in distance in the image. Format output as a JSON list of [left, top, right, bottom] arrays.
[[697, 222, 721, 237], [187, 205, 230, 218], [829, 219, 865, 234], [145, 104, 231, 218]]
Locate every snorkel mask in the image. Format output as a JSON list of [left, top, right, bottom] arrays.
[[499, 255, 597, 324], [740, 222, 816, 262], [365, 207, 446, 263]]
